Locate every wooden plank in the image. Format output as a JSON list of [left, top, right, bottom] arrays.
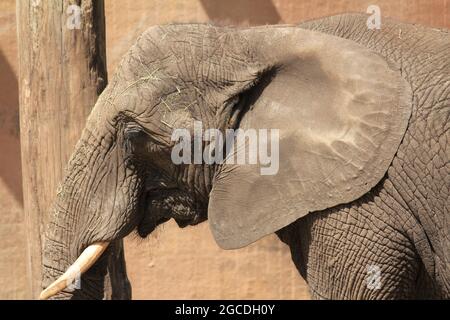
[[16, 0, 129, 299]]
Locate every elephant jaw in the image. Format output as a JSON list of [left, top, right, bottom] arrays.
[[39, 242, 109, 300]]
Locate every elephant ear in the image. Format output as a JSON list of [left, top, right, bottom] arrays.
[[208, 29, 412, 249]]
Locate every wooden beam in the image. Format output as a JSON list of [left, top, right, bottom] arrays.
[[16, 0, 130, 299]]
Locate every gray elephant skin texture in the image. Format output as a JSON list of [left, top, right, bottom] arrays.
[[41, 14, 449, 299]]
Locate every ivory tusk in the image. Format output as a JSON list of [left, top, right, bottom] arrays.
[[39, 241, 109, 300]]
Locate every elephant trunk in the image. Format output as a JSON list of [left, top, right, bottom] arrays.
[[41, 114, 142, 299], [41, 131, 110, 299]]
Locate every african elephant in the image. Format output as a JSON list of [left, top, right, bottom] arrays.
[[41, 13, 449, 300]]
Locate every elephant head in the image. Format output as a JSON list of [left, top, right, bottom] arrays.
[[41, 24, 412, 299]]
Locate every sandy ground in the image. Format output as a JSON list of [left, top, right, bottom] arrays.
[[0, 0, 448, 299]]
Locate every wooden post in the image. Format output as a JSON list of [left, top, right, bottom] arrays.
[[17, 0, 130, 299]]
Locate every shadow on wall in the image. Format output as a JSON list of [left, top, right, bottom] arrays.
[[200, 0, 282, 25], [0, 50, 23, 205]]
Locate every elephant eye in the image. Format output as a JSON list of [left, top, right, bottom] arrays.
[[124, 124, 146, 142], [122, 125, 145, 154]]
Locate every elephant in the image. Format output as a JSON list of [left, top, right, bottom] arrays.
[[40, 13, 449, 300]]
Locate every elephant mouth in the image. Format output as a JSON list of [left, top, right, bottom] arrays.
[[136, 187, 207, 238], [137, 215, 171, 237]]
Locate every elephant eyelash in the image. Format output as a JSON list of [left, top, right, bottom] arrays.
[[122, 122, 168, 156]]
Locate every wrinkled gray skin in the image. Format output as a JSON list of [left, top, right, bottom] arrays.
[[42, 14, 449, 299]]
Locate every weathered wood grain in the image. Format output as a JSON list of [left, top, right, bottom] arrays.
[[16, 0, 129, 299]]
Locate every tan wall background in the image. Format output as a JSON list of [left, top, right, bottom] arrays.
[[0, 0, 448, 299]]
